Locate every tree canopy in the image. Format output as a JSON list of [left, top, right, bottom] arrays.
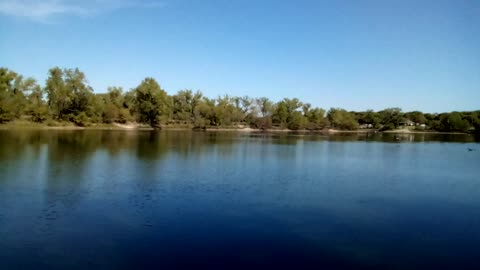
[[0, 66, 478, 133]]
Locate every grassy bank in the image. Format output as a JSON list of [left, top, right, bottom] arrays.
[[0, 120, 128, 130], [1, 120, 474, 135]]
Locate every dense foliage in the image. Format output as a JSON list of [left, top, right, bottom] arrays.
[[1, 67, 478, 132]]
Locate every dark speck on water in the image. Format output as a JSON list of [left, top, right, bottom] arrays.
[[0, 130, 479, 269]]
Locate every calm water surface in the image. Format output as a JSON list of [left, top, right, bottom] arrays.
[[1, 130, 479, 269]]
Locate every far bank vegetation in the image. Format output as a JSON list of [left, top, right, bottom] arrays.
[[1, 67, 479, 133]]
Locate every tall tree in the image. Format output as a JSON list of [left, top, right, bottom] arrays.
[[256, 97, 274, 118], [327, 108, 358, 130], [405, 111, 426, 124], [214, 95, 241, 126], [305, 107, 327, 130], [173, 90, 203, 123], [45, 67, 93, 122], [25, 81, 48, 122], [438, 112, 470, 132], [99, 87, 130, 123], [45, 67, 68, 120], [378, 107, 403, 130], [64, 68, 93, 116], [273, 98, 303, 129], [193, 98, 214, 128], [472, 111, 480, 133], [0, 68, 18, 122], [134, 78, 171, 128]]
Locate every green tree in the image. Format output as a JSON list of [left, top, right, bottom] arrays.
[[304, 107, 328, 130], [45, 67, 68, 120], [193, 99, 214, 128], [0, 68, 18, 122], [11, 75, 38, 118], [378, 107, 403, 130], [214, 95, 241, 126], [252, 97, 274, 129], [438, 112, 470, 132], [327, 108, 359, 130], [26, 83, 49, 122], [355, 110, 380, 128], [107, 87, 124, 107], [405, 111, 427, 124], [134, 78, 171, 128], [2, 66, 479, 132], [273, 98, 303, 129], [64, 68, 93, 117], [0, 69, 39, 122], [256, 97, 274, 118], [273, 101, 288, 128], [287, 111, 305, 130], [45, 67, 93, 122], [173, 90, 203, 124], [233, 96, 253, 123], [99, 87, 132, 123], [472, 112, 480, 133]]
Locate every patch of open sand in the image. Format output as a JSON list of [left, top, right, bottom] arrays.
[[113, 123, 139, 129]]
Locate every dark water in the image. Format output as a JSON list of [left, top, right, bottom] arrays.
[[1, 130, 479, 269]]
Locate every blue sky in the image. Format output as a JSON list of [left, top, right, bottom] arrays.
[[1, 0, 479, 113]]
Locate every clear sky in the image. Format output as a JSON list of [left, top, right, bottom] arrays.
[[1, 0, 479, 113]]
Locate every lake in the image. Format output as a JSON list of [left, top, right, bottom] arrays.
[[0, 130, 479, 269]]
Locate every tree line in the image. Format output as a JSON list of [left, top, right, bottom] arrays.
[[1, 67, 479, 132]]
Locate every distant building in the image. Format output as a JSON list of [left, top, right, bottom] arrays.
[[400, 120, 415, 126], [359, 124, 373, 129]]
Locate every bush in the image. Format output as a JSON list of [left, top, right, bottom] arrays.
[[306, 119, 329, 130], [327, 108, 359, 130], [118, 108, 133, 124], [474, 118, 480, 134], [435, 112, 470, 132], [46, 119, 60, 127], [30, 106, 49, 123], [254, 117, 272, 130], [73, 112, 90, 127], [0, 106, 14, 123], [379, 123, 395, 131], [287, 112, 305, 130], [194, 117, 207, 129]]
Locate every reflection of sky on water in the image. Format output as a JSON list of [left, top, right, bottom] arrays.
[[0, 130, 479, 269]]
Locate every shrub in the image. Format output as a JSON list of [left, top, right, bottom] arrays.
[[73, 112, 90, 127]]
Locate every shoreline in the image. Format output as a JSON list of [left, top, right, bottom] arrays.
[[0, 122, 473, 135]]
